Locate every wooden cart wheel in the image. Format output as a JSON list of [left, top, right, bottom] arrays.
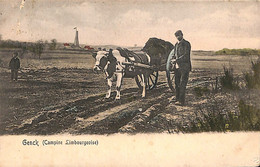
[[135, 70, 158, 90], [166, 49, 175, 92]]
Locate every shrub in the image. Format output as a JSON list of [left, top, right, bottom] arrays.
[[220, 66, 239, 90], [50, 39, 57, 50], [236, 100, 260, 130], [26, 41, 44, 59], [245, 59, 260, 89], [193, 86, 210, 97], [0, 58, 3, 67]]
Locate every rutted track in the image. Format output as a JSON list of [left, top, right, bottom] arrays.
[[0, 67, 223, 135], [11, 71, 218, 135], [14, 84, 173, 134]]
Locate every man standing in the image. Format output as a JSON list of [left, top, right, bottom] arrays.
[[171, 30, 191, 106], [9, 52, 20, 81]]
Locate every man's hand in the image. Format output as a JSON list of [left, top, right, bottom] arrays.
[[171, 59, 177, 65], [170, 59, 177, 70]]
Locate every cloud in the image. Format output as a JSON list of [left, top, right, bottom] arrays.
[[114, 9, 152, 29], [0, 1, 259, 50], [174, 3, 260, 38]]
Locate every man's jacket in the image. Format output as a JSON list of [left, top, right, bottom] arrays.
[[173, 39, 192, 72], [9, 57, 20, 69]]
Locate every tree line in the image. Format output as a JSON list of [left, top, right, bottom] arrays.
[[215, 48, 260, 56], [0, 36, 58, 59]]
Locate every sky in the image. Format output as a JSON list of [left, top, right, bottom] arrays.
[[0, 0, 259, 50]]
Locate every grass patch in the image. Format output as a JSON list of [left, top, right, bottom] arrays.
[[168, 100, 260, 133], [220, 66, 239, 90]]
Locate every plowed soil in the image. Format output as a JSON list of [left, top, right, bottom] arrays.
[[0, 50, 258, 135]]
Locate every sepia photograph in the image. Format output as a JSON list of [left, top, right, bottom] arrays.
[[0, 0, 259, 166]]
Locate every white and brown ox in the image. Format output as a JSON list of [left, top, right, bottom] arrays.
[[92, 49, 151, 100]]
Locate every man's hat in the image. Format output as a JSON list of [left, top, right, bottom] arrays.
[[175, 30, 183, 36]]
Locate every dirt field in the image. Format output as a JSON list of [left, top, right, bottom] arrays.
[[0, 49, 259, 135]]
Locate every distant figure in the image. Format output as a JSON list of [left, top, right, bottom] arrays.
[[9, 52, 20, 81], [171, 30, 191, 106]]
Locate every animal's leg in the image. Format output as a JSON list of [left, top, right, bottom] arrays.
[[106, 78, 112, 99], [115, 73, 123, 100], [141, 74, 146, 98]]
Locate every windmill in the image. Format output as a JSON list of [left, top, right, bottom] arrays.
[[73, 27, 80, 48]]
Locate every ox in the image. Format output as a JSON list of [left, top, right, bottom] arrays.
[[92, 49, 151, 100]]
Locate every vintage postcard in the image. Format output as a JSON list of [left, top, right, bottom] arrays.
[[0, 0, 259, 166]]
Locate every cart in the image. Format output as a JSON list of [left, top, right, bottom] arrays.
[[122, 48, 176, 92]]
